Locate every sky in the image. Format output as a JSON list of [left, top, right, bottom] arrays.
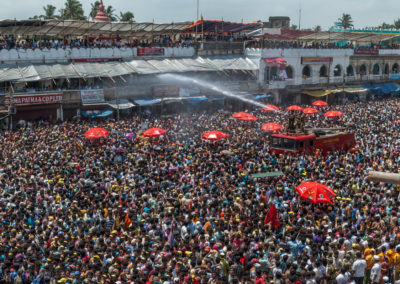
[[1, 0, 398, 29]]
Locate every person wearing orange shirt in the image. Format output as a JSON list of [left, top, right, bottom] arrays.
[[386, 243, 396, 283], [393, 247, 400, 282]]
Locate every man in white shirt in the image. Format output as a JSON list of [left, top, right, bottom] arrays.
[[336, 268, 349, 284], [371, 255, 381, 284], [352, 252, 367, 284]]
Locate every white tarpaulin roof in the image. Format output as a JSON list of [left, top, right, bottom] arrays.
[[0, 56, 258, 83]]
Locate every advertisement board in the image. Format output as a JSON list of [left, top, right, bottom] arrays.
[[301, 57, 333, 64], [5, 93, 63, 106], [391, 73, 400, 80], [80, 89, 105, 104], [153, 86, 179, 96], [137, 47, 164, 56]]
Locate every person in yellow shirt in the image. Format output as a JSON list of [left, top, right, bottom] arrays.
[[394, 247, 400, 281], [386, 243, 396, 283], [365, 248, 375, 284]]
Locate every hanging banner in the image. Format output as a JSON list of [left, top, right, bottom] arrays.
[[137, 47, 164, 56], [354, 49, 379, 55], [80, 89, 105, 104], [301, 57, 333, 64], [71, 58, 122, 63], [5, 93, 62, 106]]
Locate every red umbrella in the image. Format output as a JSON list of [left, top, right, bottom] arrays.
[[232, 112, 258, 121], [286, 105, 303, 111], [261, 122, 283, 132], [312, 100, 328, 107], [143, 128, 167, 137], [296, 181, 337, 204], [324, 110, 343, 118], [262, 104, 279, 112], [84, 128, 109, 139], [201, 131, 228, 141], [302, 107, 319, 114]]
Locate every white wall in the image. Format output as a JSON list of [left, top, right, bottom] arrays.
[[246, 48, 400, 88], [0, 47, 196, 64]]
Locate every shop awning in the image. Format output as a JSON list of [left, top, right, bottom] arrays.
[[162, 97, 183, 104], [209, 97, 226, 101], [184, 96, 208, 104], [132, 97, 161, 106], [302, 89, 337, 97], [342, 87, 368, 93], [107, 99, 135, 109], [363, 83, 400, 94], [380, 83, 400, 94], [253, 94, 271, 100], [80, 109, 113, 118]]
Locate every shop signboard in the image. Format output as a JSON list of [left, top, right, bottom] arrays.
[[80, 89, 105, 104], [5, 93, 63, 106]]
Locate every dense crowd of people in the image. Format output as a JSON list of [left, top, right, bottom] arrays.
[[0, 96, 399, 283], [0, 34, 250, 51]]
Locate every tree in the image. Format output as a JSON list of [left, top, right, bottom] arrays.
[[290, 24, 298, 30], [41, 4, 58, 19], [89, 1, 100, 19], [105, 6, 117, 21], [314, 25, 322, 32], [338, 13, 354, 29], [60, 0, 86, 20], [379, 22, 394, 30], [119, 11, 134, 22], [394, 19, 400, 30]]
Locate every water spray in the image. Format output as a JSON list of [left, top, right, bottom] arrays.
[[158, 74, 280, 113]]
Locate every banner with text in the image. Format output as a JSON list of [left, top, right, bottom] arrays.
[[80, 89, 105, 104], [137, 47, 164, 56], [5, 93, 62, 106], [301, 57, 333, 65], [354, 49, 379, 55]]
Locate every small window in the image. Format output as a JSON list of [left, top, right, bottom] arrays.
[[299, 142, 304, 148], [310, 140, 314, 147]]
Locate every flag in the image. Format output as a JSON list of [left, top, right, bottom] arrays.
[[264, 204, 281, 228]]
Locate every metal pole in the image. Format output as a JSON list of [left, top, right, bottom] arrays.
[[195, 0, 199, 35]]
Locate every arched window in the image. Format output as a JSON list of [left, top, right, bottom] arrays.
[[334, 65, 342, 77], [384, 64, 389, 75], [319, 65, 328, 77], [285, 65, 294, 79], [346, 65, 354, 76], [372, 64, 380, 75], [359, 64, 367, 75], [393, 63, 399, 73], [264, 66, 279, 81], [302, 65, 311, 78]]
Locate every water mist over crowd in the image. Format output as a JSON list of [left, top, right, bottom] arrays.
[[158, 73, 279, 112]]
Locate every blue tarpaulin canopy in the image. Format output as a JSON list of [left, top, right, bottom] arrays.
[[363, 83, 400, 94], [132, 97, 161, 106], [81, 109, 113, 118], [380, 83, 400, 94], [209, 97, 226, 101], [184, 96, 208, 104], [253, 94, 271, 100]]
